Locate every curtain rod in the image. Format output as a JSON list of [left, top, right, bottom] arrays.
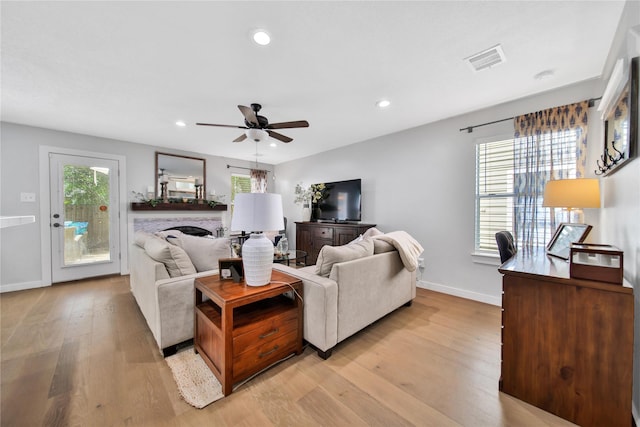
[[459, 97, 601, 133], [226, 164, 272, 173]]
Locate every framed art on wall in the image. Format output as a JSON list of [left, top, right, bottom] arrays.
[[597, 56, 639, 176]]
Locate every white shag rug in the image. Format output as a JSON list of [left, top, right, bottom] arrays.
[[165, 349, 224, 408]]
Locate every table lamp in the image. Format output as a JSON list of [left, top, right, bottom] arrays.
[[542, 178, 601, 223], [230, 193, 284, 286]]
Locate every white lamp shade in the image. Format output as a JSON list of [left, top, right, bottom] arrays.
[[231, 193, 284, 232], [542, 178, 601, 209]]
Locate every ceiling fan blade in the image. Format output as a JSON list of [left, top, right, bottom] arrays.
[[238, 105, 259, 127], [233, 133, 247, 143], [267, 120, 310, 130], [196, 123, 247, 129], [267, 130, 293, 143]]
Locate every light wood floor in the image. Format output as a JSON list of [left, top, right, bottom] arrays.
[[1, 276, 576, 427]]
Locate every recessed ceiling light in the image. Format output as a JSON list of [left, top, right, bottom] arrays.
[[534, 69, 555, 80], [376, 99, 391, 108], [253, 30, 271, 46], [175, 121, 186, 127], [269, 142, 277, 148]]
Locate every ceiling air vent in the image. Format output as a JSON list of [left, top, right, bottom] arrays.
[[465, 44, 506, 72]]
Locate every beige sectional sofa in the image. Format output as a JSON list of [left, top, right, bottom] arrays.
[[129, 227, 421, 360]]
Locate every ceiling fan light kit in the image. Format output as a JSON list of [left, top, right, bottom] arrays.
[[246, 128, 269, 142]]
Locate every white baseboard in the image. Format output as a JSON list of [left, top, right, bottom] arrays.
[[1, 280, 49, 293], [417, 280, 501, 306]]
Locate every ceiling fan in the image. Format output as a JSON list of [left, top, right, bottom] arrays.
[[196, 103, 309, 143]]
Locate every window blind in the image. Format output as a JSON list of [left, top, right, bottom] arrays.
[[476, 138, 514, 252]]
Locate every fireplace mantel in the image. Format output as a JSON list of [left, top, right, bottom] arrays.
[[130, 202, 227, 211]]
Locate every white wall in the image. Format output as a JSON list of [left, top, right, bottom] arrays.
[[275, 79, 601, 305], [595, 0, 640, 421], [0, 122, 271, 290]]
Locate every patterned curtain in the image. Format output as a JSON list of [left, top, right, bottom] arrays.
[[513, 100, 589, 249], [250, 169, 268, 193]]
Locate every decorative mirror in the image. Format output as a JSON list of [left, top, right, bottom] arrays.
[[597, 56, 638, 176], [155, 152, 206, 201]]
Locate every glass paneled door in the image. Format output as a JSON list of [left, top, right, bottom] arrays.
[[49, 153, 120, 282]]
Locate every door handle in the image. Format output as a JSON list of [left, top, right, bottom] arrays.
[[53, 223, 61, 228]]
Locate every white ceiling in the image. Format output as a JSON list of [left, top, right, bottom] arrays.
[[1, 1, 626, 165]]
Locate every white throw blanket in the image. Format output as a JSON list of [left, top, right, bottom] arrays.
[[374, 231, 424, 272]]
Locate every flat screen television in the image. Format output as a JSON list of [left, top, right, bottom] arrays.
[[315, 178, 362, 222]]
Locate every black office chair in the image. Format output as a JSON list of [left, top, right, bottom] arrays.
[[495, 231, 517, 263]]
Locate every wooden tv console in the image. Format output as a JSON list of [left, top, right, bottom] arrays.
[[295, 222, 376, 265]]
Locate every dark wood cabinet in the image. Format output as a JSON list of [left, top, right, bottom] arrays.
[[295, 222, 376, 265], [499, 250, 633, 427]]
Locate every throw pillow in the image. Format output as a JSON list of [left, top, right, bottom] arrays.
[[133, 230, 154, 248], [362, 227, 384, 238], [166, 233, 231, 272], [348, 234, 364, 244], [315, 238, 374, 277], [144, 236, 196, 277]]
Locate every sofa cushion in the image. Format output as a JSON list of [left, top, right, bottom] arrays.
[[165, 233, 231, 273], [144, 236, 196, 277], [315, 238, 374, 277]]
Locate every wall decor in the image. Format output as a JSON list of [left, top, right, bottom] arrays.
[[155, 152, 206, 199], [597, 56, 638, 175]]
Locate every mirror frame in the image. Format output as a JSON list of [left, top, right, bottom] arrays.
[[155, 152, 206, 201], [599, 56, 638, 176]]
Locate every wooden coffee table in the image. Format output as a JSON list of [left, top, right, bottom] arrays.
[[194, 270, 303, 396]]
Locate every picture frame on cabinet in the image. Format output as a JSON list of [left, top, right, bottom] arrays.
[[546, 223, 592, 260]]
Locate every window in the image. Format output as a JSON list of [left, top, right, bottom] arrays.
[[475, 131, 581, 254], [475, 137, 515, 253], [230, 174, 251, 214]]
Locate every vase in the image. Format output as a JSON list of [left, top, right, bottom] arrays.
[[311, 204, 321, 222], [302, 206, 311, 222]]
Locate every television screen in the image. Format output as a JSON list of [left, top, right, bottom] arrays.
[[315, 179, 361, 222]]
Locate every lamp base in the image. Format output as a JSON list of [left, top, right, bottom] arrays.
[[241, 233, 275, 286]]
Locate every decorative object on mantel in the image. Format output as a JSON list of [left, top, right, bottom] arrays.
[[130, 202, 227, 211], [130, 191, 227, 211], [596, 56, 638, 175]]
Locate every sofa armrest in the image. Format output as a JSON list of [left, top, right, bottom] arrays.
[[272, 264, 339, 352], [155, 268, 219, 350]]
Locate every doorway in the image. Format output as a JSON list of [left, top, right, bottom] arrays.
[[49, 153, 121, 283]]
